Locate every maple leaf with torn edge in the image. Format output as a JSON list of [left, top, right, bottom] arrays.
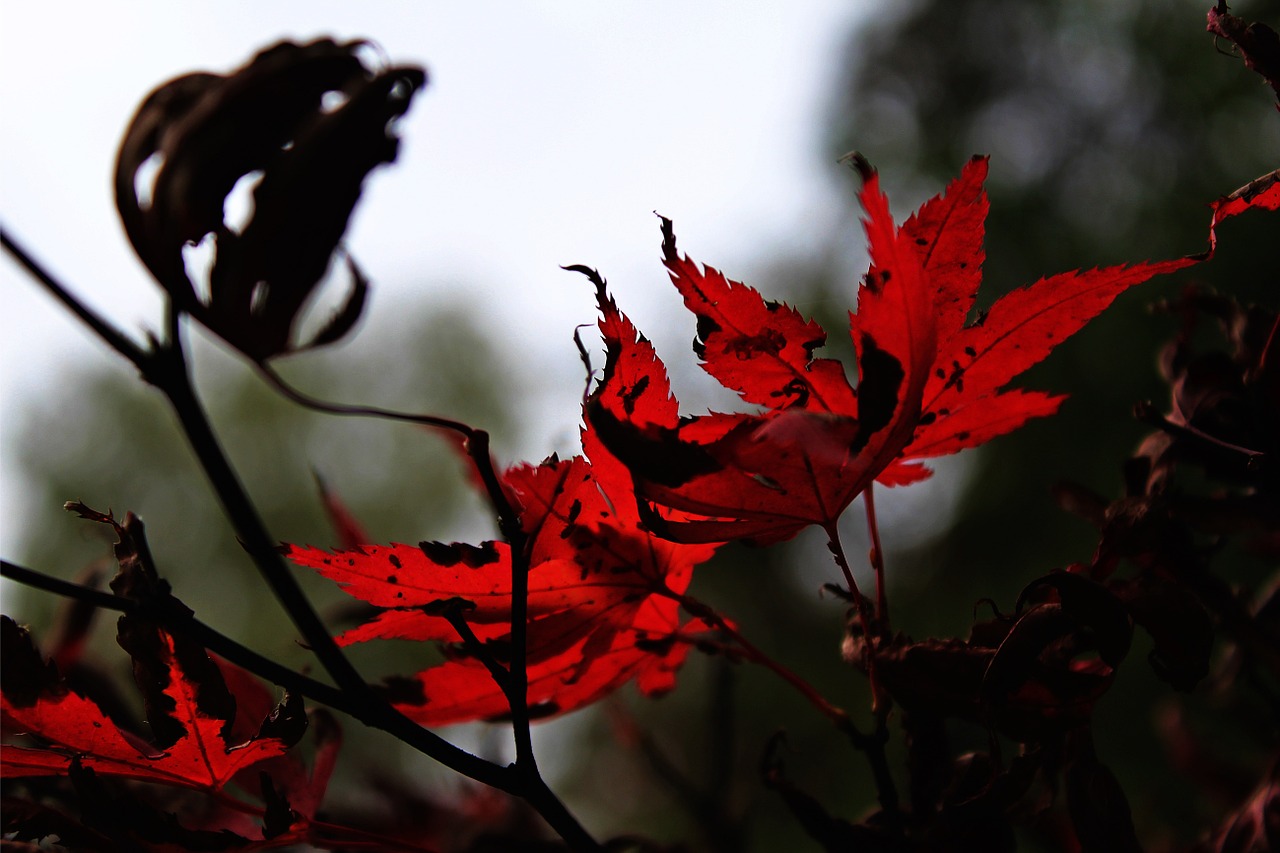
[[584, 156, 1202, 544], [284, 421, 719, 726], [1, 617, 333, 849]]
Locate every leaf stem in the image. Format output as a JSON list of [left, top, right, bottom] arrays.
[[824, 522, 879, 668], [442, 606, 511, 693], [823, 522, 901, 824], [669, 590, 869, 745], [864, 484, 891, 630]]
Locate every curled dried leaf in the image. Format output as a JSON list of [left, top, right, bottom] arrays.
[[115, 38, 425, 361]]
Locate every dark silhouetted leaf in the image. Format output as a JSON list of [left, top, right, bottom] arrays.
[[114, 39, 425, 360]]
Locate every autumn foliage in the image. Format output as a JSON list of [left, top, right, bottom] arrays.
[[3, 7, 1278, 851]]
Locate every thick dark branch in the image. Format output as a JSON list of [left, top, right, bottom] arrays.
[[155, 354, 369, 696], [6, 229, 601, 850], [0, 558, 514, 790], [2, 559, 346, 710], [0, 240, 518, 792]]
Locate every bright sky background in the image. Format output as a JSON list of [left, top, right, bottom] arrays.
[[3, 0, 977, 600], [2, 2, 890, 552]]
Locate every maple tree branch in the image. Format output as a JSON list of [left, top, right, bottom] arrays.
[[442, 606, 511, 692], [822, 523, 902, 826], [2, 228, 152, 371], [2, 558, 345, 713], [0, 242, 538, 794], [253, 302, 583, 843], [160, 354, 566, 801], [0, 558, 514, 784], [256, 360, 540, 746], [252, 326, 590, 842], [0, 567, 608, 850], [256, 366, 546, 771]]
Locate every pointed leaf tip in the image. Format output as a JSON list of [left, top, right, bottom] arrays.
[[838, 150, 875, 182]]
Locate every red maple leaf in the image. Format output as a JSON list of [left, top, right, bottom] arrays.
[[284, 425, 719, 726], [1, 617, 332, 848], [585, 156, 1199, 544], [2, 630, 286, 791]]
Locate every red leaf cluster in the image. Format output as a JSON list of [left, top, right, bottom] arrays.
[[1, 617, 337, 850], [285, 425, 719, 726], [585, 156, 1197, 544]]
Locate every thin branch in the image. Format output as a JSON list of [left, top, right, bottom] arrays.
[[669, 590, 868, 746], [258, 363, 540, 775], [864, 484, 890, 630], [256, 361, 476, 435], [0, 559, 514, 789], [2, 228, 150, 370], [442, 606, 511, 693], [3, 557, 342, 710]]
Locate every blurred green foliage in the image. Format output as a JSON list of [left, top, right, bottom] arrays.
[[8, 300, 514, 676]]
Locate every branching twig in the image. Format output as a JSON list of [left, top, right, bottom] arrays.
[[668, 590, 868, 745], [1, 235, 602, 850], [257, 362, 542, 779], [0, 558, 510, 790], [2, 559, 349, 714], [2, 229, 152, 369], [442, 604, 511, 693]]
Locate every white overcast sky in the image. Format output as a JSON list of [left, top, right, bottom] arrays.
[[2, 2, 896, 557]]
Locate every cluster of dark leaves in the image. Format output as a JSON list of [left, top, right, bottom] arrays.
[[1207, 1, 1280, 106], [115, 38, 424, 361], [762, 188, 1279, 850]]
